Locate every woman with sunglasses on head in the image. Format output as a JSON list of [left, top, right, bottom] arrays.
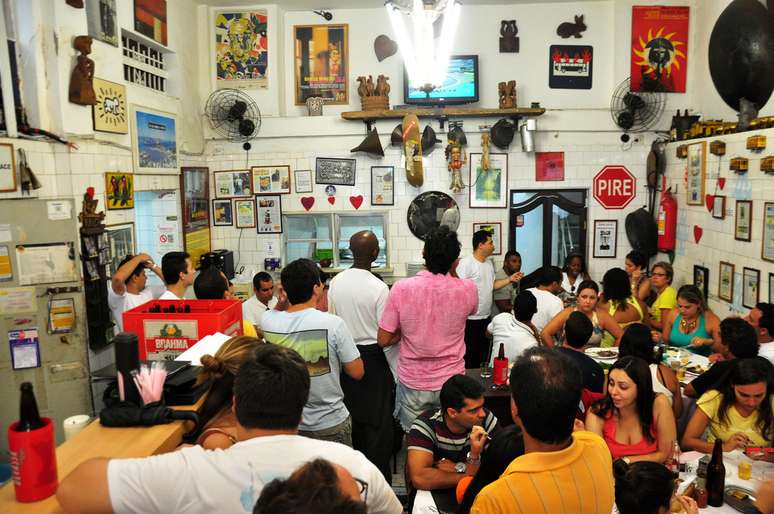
[[682, 358, 774, 458], [648, 262, 677, 332], [586, 356, 677, 464], [625, 250, 653, 303], [541, 280, 622, 348], [560, 253, 591, 297], [661, 285, 721, 357]]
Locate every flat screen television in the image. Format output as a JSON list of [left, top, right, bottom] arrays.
[[403, 54, 479, 106]]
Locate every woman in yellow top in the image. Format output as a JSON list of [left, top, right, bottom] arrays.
[[648, 262, 677, 331], [599, 268, 647, 348], [682, 358, 774, 455]]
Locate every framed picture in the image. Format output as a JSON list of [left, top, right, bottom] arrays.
[[214, 170, 252, 198], [256, 195, 282, 233], [535, 152, 565, 181], [234, 199, 256, 228], [735, 200, 752, 242], [104, 223, 135, 276], [251, 165, 291, 194], [0, 143, 16, 192], [212, 199, 233, 226], [180, 167, 211, 269], [214, 10, 268, 89], [469, 153, 508, 208], [473, 222, 502, 255], [769, 272, 774, 303], [711, 195, 725, 219], [93, 78, 127, 133], [134, 0, 167, 46], [293, 24, 348, 105], [371, 166, 394, 206], [105, 172, 134, 210], [686, 141, 706, 205], [130, 105, 178, 174], [86, 0, 119, 46], [719, 261, 735, 303], [693, 265, 709, 300], [592, 220, 617, 258], [763, 202, 774, 263], [743, 267, 760, 309], [294, 169, 313, 193], [316, 158, 356, 186]]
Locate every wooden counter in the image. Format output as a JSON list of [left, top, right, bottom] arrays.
[[0, 399, 202, 514]]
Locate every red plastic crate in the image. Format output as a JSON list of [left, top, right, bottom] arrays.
[[123, 300, 243, 360]]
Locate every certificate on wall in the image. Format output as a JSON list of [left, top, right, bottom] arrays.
[[15, 243, 78, 285]]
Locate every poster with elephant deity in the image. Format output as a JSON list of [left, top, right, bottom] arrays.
[[215, 11, 268, 89]]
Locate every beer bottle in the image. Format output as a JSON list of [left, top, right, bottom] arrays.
[[493, 343, 509, 386], [706, 438, 726, 507], [497, 342, 505, 360], [15, 382, 44, 432]]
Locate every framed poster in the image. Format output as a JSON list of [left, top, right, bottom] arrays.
[[735, 200, 752, 242], [693, 265, 709, 300], [535, 152, 564, 181], [257, 195, 282, 233], [743, 267, 760, 309], [371, 166, 394, 206], [294, 169, 313, 193], [214, 170, 252, 198], [212, 199, 233, 226], [473, 222, 502, 255], [105, 172, 134, 210], [630, 5, 689, 93], [469, 153, 508, 208], [214, 10, 268, 89], [592, 220, 617, 258], [105, 223, 135, 276], [719, 261, 735, 303], [86, 0, 119, 46], [763, 202, 774, 263], [770, 272, 774, 304], [180, 167, 211, 269], [134, 0, 167, 46], [93, 78, 127, 133], [235, 199, 256, 228], [130, 105, 178, 174], [293, 24, 348, 105], [316, 158, 356, 186], [549, 46, 593, 89], [0, 143, 17, 192], [686, 142, 706, 205], [711, 195, 726, 219], [252, 165, 291, 194]]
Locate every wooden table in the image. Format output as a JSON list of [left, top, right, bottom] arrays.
[[0, 400, 202, 514]]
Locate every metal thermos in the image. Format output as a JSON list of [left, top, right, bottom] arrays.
[[114, 332, 142, 406]]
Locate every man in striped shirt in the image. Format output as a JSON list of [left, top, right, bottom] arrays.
[[406, 374, 499, 491]]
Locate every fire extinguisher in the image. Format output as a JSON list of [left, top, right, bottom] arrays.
[[657, 189, 677, 252]]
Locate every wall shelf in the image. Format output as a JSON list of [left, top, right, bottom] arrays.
[[341, 106, 545, 130]]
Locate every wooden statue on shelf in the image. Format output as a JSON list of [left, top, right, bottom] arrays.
[[78, 187, 105, 231], [357, 74, 390, 111], [498, 80, 517, 109], [69, 36, 96, 105]]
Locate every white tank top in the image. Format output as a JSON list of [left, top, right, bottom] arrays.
[[649, 363, 673, 404]]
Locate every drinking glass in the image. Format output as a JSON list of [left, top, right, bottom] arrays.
[[480, 363, 493, 379]]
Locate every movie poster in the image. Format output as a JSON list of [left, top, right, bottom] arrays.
[[215, 11, 268, 89], [630, 6, 689, 93], [294, 24, 348, 105]]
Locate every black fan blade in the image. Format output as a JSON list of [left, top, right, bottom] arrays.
[[228, 100, 248, 121], [617, 111, 635, 130], [239, 119, 256, 137]]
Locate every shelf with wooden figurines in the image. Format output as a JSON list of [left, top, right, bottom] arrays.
[[357, 75, 390, 111]]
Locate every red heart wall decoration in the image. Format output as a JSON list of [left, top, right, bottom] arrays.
[[328, 197, 336, 205], [705, 194, 714, 212], [300, 197, 315, 211], [718, 177, 726, 190], [349, 195, 363, 209], [693, 225, 703, 243]]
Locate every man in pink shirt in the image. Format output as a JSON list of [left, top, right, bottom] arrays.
[[378, 226, 478, 432]]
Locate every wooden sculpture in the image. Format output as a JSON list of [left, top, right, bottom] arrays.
[[356, 74, 390, 111], [498, 80, 517, 109], [69, 36, 96, 105]]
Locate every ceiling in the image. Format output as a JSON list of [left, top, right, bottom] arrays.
[[196, 0, 608, 9]]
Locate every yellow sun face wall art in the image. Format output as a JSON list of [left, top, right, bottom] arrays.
[[630, 5, 689, 93]]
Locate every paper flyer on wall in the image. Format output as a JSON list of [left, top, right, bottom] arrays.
[[15, 242, 78, 285]]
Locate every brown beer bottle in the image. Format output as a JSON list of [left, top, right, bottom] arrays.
[[706, 438, 725, 507], [15, 382, 45, 431]]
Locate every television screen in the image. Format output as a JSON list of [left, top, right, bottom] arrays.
[[403, 55, 479, 105]]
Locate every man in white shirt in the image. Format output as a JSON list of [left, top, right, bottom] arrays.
[[159, 251, 195, 300], [56, 344, 401, 514], [456, 230, 523, 368], [487, 290, 540, 365], [328, 230, 394, 482], [745, 302, 774, 363], [107, 253, 163, 333], [526, 266, 564, 333], [242, 271, 277, 334]]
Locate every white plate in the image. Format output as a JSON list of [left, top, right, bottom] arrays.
[[585, 347, 619, 360]]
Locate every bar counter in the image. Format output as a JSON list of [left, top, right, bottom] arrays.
[[0, 399, 202, 514]]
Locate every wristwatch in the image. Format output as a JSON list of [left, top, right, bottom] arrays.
[[455, 462, 467, 474], [466, 451, 481, 465], [622, 457, 632, 465]]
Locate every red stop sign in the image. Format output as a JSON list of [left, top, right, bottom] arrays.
[[593, 165, 636, 209]]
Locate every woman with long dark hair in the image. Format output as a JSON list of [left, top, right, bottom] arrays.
[[614, 459, 698, 514], [682, 358, 774, 455], [661, 284, 721, 357], [625, 250, 652, 303], [541, 280, 622, 347], [586, 356, 676, 463], [598, 268, 647, 347]]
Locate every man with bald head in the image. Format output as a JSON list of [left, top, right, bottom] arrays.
[[328, 230, 394, 482]]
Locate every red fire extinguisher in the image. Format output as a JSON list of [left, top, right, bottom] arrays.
[[657, 189, 677, 252]]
